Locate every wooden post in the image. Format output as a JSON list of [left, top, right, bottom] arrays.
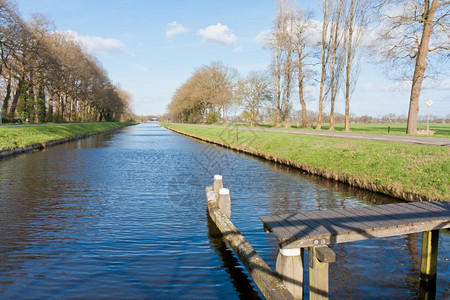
[[309, 246, 336, 300], [275, 248, 304, 299], [420, 230, 439, 284], [218, 188, 231, 219], [213, 175, 223, 201]]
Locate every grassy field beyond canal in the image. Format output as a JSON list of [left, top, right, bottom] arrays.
[[0, 122, 132, 151], [163, 123, 450, 202]]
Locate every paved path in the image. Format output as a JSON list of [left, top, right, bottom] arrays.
[[189, 124, 450, 146]]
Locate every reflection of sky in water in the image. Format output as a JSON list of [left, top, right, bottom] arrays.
[[0, 123, 448, 299]]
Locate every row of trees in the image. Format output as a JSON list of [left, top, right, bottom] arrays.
[[269, 0, 449, 134], [168, 0, 449, 134], [0, 0, 132, 124], [167, 61, 275, 125]]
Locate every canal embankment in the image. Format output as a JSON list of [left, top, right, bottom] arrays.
[[0, 122, 134, 159], [162, 123, 450, 202]]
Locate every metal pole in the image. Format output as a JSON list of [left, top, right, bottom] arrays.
[[427, 105, 429, 136]]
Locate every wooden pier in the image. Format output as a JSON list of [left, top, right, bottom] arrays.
[[261, 201, 450, 299], [206, 175, 449, 299]]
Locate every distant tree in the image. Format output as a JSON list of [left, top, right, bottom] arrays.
[[237, 71, 272, 126], [167, 62, 238, 123]]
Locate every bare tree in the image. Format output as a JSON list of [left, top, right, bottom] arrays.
[[328, 0, 345, 131], [237, 71, 272, 126], [291, 9, 314, 128], [342, 0, 369, 131], [317, 0, 332, 130], [374, 0, 450, 134]]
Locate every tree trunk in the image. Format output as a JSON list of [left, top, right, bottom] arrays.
[[9, 75, 24, 118], [2, 75, 11, 118], [406, 0, 437, 134], [284, 50, 292, 128], [329, 1, 342, 131], [298, 56, 308, 128], [317, 0, 329, 130], [344, 0, 355, 132], [275, 46, 282, 127]]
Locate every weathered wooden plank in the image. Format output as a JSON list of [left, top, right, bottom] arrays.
[[409, 202, 450, 217], [262, 202, 450, 249], [357, 206, 406, 227], [369, 204, 446, 224], [288, 212, 339, 236], [304, 210, 353, 236], [326, 207, 382, 231], [207, 187, 295, 300], [281, 219, 450, 249], [271, 215, 310, 242], [374, 203, 438, 224]]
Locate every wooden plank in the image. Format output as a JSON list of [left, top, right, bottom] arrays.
[[374, 203, 436, 224], [354, 206, 404, 228], [271, 214, 311, 242], [326, 207, 382, 231], [409, 202, 450, 218], [262, 201, 450, 249], [288, 212, 339, 236], [305, 210, 353, 236], [282, 219, 450, 249], [369, 204, 442, 225], [207, 188, 295, 300], [391, 203, 449, 223]]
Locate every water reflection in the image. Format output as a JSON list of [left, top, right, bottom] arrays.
[[0, 123, 448, 299], [206, 213, 261, 299]]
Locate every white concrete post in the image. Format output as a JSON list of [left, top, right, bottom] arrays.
[[213, 175, 223, 201], [218, 188, 231, 219], [275, 248, 304, 299]]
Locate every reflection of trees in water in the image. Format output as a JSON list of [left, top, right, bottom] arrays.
[[206, 213, 261, 300]]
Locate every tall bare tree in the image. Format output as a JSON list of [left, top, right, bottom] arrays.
[[291, 9, 314, 128], [342, 0, 369, 131], [317, 0, 332, 130], [328, 0, 345, 131], [375, 0, 450, 134]]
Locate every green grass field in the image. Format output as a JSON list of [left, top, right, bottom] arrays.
[[227, 122, 450, 138], [163, 123, 450, 202], [0, 122, 132, 151]]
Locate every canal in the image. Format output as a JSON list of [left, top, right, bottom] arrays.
[[0, 123, 448, 299]]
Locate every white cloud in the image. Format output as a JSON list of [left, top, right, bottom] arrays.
[[166, 21, 188, 38], [197, 23, 237, 46], [425, 78, 450, 90], [360, 83, 375, 92], [255, 29, 270, 45], [56, 30, 125, 55]]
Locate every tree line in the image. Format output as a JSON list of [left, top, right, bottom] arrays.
[[168, 0, 449, 134], [0, 0, 132, 124]]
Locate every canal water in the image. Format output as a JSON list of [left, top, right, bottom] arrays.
[[0, 123, 448, 299]]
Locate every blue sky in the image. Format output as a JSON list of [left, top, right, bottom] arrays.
[[17, 0, 449, 118]]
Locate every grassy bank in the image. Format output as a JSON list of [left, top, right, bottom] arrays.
[[163, 123, 449, 202], [229, 123, 450, 138], [0, 122, 133, 151]]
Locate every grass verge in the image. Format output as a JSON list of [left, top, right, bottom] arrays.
[[0, 122, 133, 151], [162, 123, 449, 202]]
